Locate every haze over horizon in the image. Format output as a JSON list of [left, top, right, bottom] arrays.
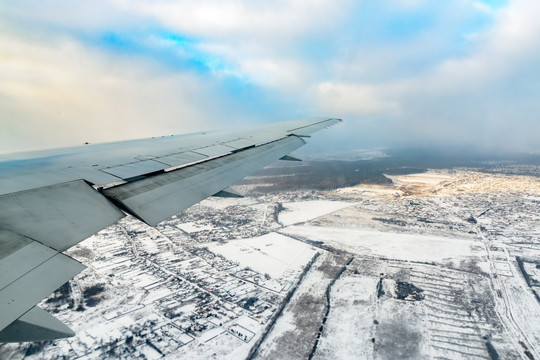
[[1, 0, 539, 154]]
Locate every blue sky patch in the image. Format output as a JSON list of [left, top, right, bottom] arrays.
[[478, 0, 509, 9], [93, 30, 237, 78]]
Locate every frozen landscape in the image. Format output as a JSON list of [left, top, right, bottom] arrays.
[[1, 157, 539, 360]]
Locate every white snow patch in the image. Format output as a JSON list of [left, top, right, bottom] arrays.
[[142, 286, 173, 304], [385, 172, 453, 185], [139, 344, 162, 360], [235, 315, 261, 334], [282, 225, 486, 263], [199, 327, 225, 342], [206, 232, 317, 279], [178, 333, 195, 345], [279, 200, 353, 226], [315, 275, 378, 359]]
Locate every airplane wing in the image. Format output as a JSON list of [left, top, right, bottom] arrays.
[[0, 117, 341, 342]]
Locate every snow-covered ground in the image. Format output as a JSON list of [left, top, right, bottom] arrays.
[[2, 168, 538, 360], [254, 253, 350, 360], [313, 276, 378, 360], [278, 200, 354, 225], [282, 225, 488, 267], [386, 172, 453, 185], [206, 232, 318, 279]]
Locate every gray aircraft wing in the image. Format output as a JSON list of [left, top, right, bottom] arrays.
[[0, 117, 341, 343]]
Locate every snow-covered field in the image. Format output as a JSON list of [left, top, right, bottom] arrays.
[[278, 200, 354, 226], [386, 172, 453, 185], [336, 184, 403, 197], [282, 225, 488, 266], [503, 281, 540, 357], [254, 253, 350, 360], [206, 232, 318, 279], [313, 276, 378, 360]]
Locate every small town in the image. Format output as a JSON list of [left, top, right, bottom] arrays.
[[2, 166, 539, 360]]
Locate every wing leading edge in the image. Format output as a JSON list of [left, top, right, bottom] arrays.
[[0, 117, 341, 342]]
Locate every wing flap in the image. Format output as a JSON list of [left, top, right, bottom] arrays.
[[103, 136, 305, 226], [0, 252, 85, 333]]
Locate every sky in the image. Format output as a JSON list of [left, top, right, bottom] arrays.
[[1, 0, 539, 155]]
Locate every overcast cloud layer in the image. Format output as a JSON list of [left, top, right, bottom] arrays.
[[1, 0, 538, 154]]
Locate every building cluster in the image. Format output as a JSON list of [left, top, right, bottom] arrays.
[[37, 201, 309, 358]]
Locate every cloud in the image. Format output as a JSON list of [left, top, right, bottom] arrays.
[[314, 82, 398, 116], [306, 0, 540, 151], [396, 0, 540, 150], [0, 29, 246, 153], [0, 0, 538, 154], [118, 0, 352, 41]]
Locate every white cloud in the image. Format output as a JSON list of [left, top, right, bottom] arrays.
[[0, 31, 235, 153], [471, 1, 493, 14], [309, 0, 540, 151], [117, 0, 355, 90], [314, 82, 398, 116], [117, 0, 352, 41]]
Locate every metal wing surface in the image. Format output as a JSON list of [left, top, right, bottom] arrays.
[[0, 117, 341, 342]]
